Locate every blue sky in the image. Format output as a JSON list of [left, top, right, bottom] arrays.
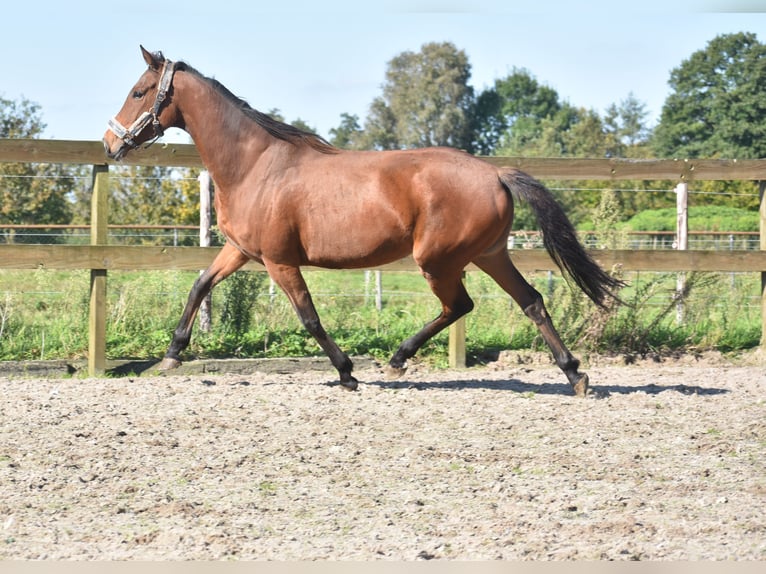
[[2, 0, 765, 143]]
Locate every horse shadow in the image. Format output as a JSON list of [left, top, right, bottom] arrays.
[[361, 377, 730, 398], [108, 359, 162, 377], [109, 359, 729, 398]]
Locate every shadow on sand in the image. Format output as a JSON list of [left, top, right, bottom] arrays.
[[360, 377, 729, 398], [108, 358, 729, 399]]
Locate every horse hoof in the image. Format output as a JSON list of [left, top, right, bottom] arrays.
[[572, 373, 590, 398], [339, 376, 359, 391], [385, 364, 407, 380], [158, 357, 182, 371]]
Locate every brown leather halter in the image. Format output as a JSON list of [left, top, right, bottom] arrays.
[[106, 59, 175, 149]]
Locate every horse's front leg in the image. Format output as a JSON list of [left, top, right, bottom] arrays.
[[264, 261, 357, 390], [159, 242, 249, 371]]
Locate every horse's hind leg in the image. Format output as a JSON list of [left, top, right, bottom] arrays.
[[388, 268, 474, 378], [160, 242, 249, 370], [474, 250, 589, 397], [264, 261, 357, 390]]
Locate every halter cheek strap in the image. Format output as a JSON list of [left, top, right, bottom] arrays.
[[108, 59, 176, 149], [107, 112, 154, 148]]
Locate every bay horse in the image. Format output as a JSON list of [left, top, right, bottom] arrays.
[[103, 47, 623, 397]]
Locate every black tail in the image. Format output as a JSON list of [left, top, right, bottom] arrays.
[[499, 169, 624, 308]]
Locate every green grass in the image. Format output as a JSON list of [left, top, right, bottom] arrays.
[[0, 266, 760, 365], [624, 206, 758, 232]]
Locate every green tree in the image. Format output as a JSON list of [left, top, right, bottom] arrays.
[[360, 98, 398, 150], [102, 165, 189, 243], [496, 101, 612, 159], [495, 68, 561, 125], [653, 32, 766, 159], [480, 70, 653, 160], [0, 96, 76, 239], [472, 68, 563, 155], [469, 88, 504, 155], [603, 92, 651, 157], [0, 97, 45, 138], [175, 168, 206, 227], [361, 42, 475, 150], [265, 108, 318, 135], [289, 118, 317, 134], [329, 113, 364, 149], [486, 69, 612, 159]]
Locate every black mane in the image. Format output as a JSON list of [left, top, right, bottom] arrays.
[[173, 60, 338, 154]]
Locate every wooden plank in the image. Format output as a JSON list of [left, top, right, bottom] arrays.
[[0, 245, 219, 270], [0, 244, 414, 272], [589, 250, 766, 273], [479, 156, 766, 181], [1, 245, 765, 273], [0, 139, 202, 168], [2, 139, 766, 180]]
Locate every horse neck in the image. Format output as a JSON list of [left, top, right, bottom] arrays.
[[173, 70, 272, 188]]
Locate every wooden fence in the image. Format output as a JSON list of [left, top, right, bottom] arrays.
[[1, 138, 766, 376]]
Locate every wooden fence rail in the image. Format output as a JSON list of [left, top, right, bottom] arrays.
[[1, 244, 765, 274], [3, 138, 766, 180], [1, 138, 765, 376]]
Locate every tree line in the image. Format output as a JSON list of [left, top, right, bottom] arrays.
[[1, 32, 763, 235]]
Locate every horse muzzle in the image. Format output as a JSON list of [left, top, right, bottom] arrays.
[[103, 135, 129, 161]]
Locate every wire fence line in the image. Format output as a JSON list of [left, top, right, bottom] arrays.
[[1, 269, 760, 318], [0, 225, 202, 246], [0, 225, 758, 251]]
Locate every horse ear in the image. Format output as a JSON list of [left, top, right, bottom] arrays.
[[140, 45, 163, 70]]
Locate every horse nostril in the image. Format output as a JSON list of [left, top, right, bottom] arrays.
[[103, 137, 120, 160]]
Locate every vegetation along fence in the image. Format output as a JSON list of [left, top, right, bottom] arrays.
[[1, 138, 766, 376]]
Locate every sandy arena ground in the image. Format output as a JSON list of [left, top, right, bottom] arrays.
[[0, 351, 764, 560]]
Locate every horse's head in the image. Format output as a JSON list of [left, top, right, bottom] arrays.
[[103, 46, 179, 161]]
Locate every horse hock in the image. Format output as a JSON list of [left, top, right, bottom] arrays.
[[523, 298, 590, 397]]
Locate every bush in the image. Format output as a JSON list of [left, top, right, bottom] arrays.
[[625, 206, 758, 232]]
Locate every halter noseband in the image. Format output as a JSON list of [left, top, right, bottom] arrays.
[[107, 59, 176, 149]]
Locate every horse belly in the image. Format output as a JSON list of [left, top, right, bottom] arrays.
[[300, 214, 413, 269]]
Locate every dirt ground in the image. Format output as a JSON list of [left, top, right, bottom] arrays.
[[0, 350, 764, 560]]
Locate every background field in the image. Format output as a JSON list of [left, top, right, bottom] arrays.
[[0, 266, 760, 369]]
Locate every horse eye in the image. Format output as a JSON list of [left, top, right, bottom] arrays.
[[132, 90, 145, 100]]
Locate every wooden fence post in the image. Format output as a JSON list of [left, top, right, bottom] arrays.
[[89, 164, 109, 376], [760, 181, 766, 349], [448, 272, 467, 368], [375, 270, 383, 312], [198, 170, 212, 332], [675, 181, 689, 324], [448, 316, 466, 368]]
